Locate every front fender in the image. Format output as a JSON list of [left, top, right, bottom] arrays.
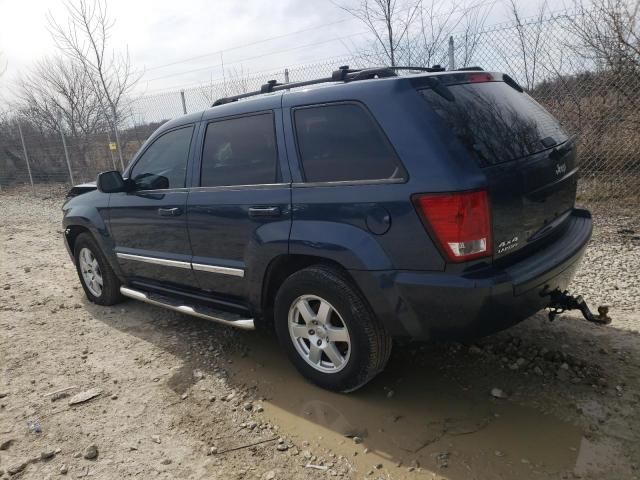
[[62, 198, 123, 280]]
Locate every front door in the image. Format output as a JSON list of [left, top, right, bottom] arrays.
[[187, 111, 291, 299], [108, 125, 199, 289]]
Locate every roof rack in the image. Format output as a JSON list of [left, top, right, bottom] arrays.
[[211, 64, 483, 107]]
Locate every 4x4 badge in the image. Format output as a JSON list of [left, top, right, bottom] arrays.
[[497, 235, 520, 254], [555, 163, 567, 176]]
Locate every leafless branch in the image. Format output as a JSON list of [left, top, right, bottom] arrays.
[[501, 0, 548, 90], [13, 56, 107, 137], [566, 0, 640, 71], [47, 0, 141, 170], [331, 0, 422, 66]]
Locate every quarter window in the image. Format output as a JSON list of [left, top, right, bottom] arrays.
[[294, 103, 405, 183], [129, 126, 194, 190], [201, 113, 278, 187]]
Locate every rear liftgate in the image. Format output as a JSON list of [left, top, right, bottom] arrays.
[[543, 288, 611, 325]]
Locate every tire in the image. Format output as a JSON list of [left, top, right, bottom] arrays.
[[73, 232, 124, 306], [274, 265, 392, 392]]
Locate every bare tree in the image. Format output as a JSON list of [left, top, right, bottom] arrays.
[[567, 0, 640, 71], [454, 2, 492, 67], [332, 0, 493, 68], [14, 56, 106, 136], [331, 0, 422, 66], [501, 0, 548, 91], [47, 0, 140, 170], [564, 0, 640, 134], [12, 56, 113, 179], [411, 0, 466, 66]]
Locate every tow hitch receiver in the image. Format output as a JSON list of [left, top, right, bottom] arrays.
[[545, 289, 611, 325]]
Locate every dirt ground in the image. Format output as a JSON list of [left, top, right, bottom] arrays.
[[1, 186, 639, 480]]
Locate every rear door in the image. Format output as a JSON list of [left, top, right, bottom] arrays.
[[186, 110, 291, 299], [108, 125, 199, 288], [418, 75, 576, 259], [282, 99, 438, 271]]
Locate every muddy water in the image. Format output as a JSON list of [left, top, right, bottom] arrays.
[[225, 333, 596, 479]]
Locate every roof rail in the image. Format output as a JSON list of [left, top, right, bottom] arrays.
[[212, 66, 398, 107], [210, 64, 484, 107], [389, 65, 446, 73]]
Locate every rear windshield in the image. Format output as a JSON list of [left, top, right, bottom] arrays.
[[419, 81, 568, 165]]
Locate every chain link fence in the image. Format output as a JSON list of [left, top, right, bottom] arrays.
[[1, 10, 638, 202]]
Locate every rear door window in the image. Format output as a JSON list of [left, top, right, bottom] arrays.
[[294, 103, 405, 183], [201, 113, 279, 187], [419, 81, 568, 165]]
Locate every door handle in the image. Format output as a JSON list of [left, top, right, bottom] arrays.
[[158, 207, 182, 217], [248, 206, 281, 218]]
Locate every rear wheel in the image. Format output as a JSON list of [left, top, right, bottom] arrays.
[[74, 233, 123, 306], [274, 265, 391, 392]]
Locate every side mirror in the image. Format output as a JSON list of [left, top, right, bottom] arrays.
[[97, 171, 128, 193]]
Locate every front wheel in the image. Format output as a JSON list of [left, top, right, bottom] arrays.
[[73, 232, 123, 306], [274, 265, 391, 392]]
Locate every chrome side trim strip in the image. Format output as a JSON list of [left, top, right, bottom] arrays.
[[192, 262, 245, 278], [116, 252, 191, 270], [120, 287, 255, 330], [117, 252, 245, 277]]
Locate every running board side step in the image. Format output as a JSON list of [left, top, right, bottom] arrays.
[[120, 286, 255, 330]]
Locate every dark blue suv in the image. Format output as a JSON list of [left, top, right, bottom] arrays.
[[62, 67, 593, 391]]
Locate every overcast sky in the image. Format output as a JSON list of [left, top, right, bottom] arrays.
[[0, 0, 550, 100]]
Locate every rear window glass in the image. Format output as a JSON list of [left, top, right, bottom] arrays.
[[419, 81, 568, 165], [294, 103, 405, 183]]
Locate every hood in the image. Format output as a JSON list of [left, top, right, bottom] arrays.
[[66, 181, 97, 198]]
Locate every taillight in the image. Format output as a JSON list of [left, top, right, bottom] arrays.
[[413, 190, 492, 262]]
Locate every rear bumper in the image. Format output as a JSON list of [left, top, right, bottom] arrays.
[[351, 208, 592, 340]]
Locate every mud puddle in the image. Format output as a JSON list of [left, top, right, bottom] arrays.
[[225, 332, 613, 479]]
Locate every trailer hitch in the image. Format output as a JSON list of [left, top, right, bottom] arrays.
[[543, 288, 611, 325]]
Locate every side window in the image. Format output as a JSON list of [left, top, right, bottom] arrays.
[[129, 126, 194, 190], [201, 113, 278, 187], [294, 103, 405, 183]]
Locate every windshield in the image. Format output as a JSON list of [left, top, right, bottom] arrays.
[[419, 81, 568, 165]]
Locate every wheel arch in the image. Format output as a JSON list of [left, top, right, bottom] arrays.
[[64, 224, 92, 257], [63, 210, 123, 280], [256, 254, 361, 327]]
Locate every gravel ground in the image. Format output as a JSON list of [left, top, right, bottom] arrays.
[[1, 185, 639, 480], [571, 200, 640, 316]]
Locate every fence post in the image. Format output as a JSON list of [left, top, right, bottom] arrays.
[[284, 68, 290, 83], [180, 90, 188, 115], [448, 36, 455, 70], [17, 120, 35, 193], [106, 131, 118, 170], [57, 113, 75, 185], [111, 106, 125, 172]]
